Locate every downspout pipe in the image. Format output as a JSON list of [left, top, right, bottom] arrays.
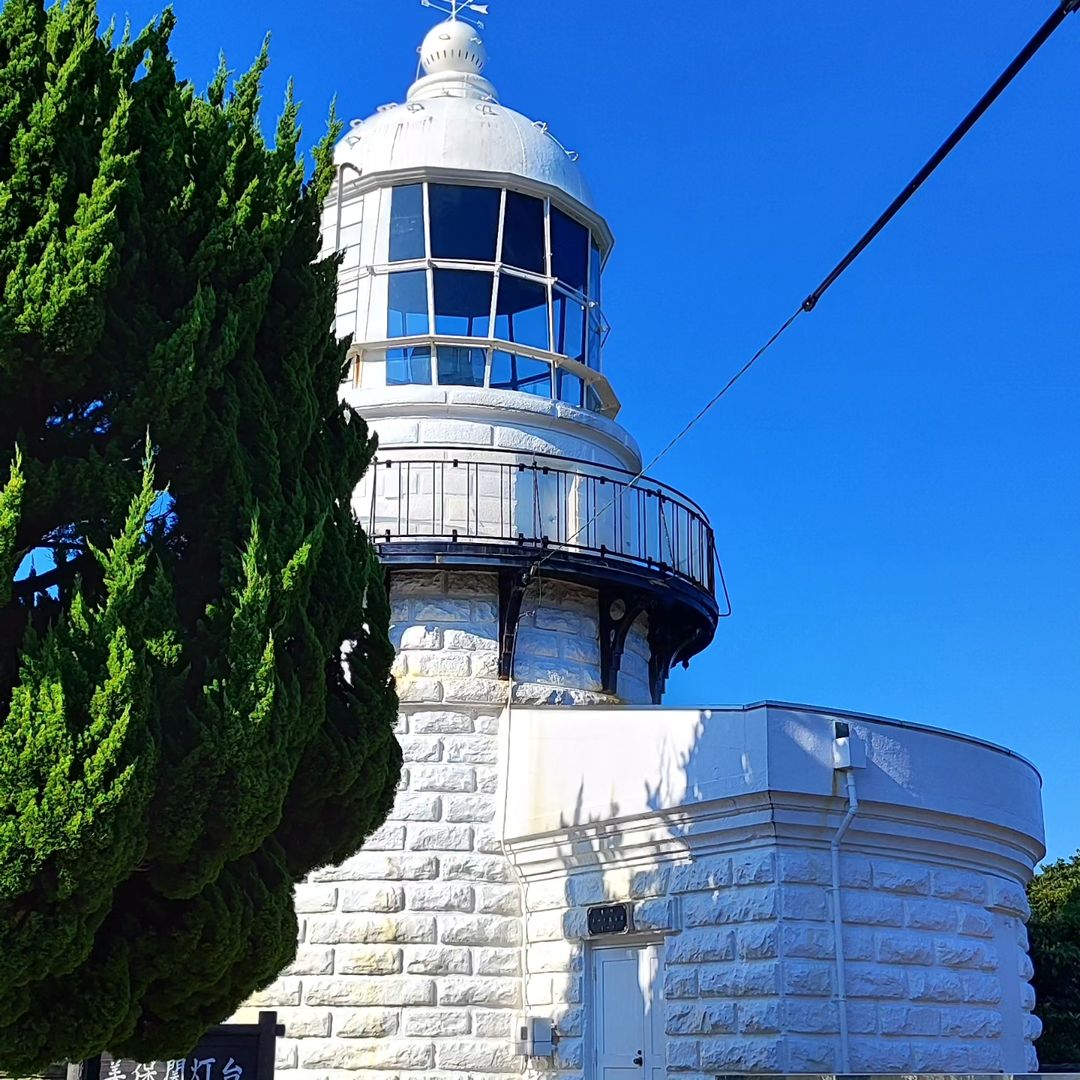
[[830, 731, 863, 1076]]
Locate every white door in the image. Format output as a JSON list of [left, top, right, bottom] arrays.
[[592, 943, 665, 1079]]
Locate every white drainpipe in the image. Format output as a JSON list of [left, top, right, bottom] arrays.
[[830, 725, 865, 1075]]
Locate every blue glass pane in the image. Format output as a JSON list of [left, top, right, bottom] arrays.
[[550, 206, 589, 294], [429, 184, 500, 261], [558, 370, 583, 408], [437, 345, 486, 387], [502, 191, 546, 273], [387, 270, 429, 337], [586, 384, 603, 413], [587, 308, 603, 370], [589, 240, 602, 301], [386, 346, 431, 385], [389, 184, 425, 262], [494, 275, 549, 350], [433, 269, 493, 337], [553, 290, 585, 363], [490, 351, 552, 398]]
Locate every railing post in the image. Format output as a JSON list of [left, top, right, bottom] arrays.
[[656, 493, 665, 572], [368, 457, 378, 534], [432, 460, 438, 537]]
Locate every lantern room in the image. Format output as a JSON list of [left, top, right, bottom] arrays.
[[325, 18, 617, 416]]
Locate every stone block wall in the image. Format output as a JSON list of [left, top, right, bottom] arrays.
[[246, 576, 1040, 1079], [516, 846, 1039, 1079], [389, 570, 650, 709], [252, 570, 651, 1078]]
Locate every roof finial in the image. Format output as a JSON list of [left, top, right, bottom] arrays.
[[416, 7, 488, 81], [420, 0, 489, 29]]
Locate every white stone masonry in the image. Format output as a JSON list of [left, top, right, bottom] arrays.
[[248, 594, 1043, 1080], [252, 570, 650, 1078], [514, 849, 1039, 1079]]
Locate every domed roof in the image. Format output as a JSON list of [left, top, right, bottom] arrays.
[[334, 19, 597, 213]]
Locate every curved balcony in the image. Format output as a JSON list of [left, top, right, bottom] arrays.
[[356, 446, 722, 698]]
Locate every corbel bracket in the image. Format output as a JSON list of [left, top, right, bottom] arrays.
[[648, 617, 705, 705], [497, 569, 530, 679], [598, 587, 649, 695]]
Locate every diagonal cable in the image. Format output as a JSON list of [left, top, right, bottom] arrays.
[[521, 0, 1077, 593]]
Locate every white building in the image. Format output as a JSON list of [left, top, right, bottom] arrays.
[[250, 14, 1046, 1078]]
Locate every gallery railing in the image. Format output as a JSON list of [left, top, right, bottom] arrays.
[[358, 446, 716, 596]]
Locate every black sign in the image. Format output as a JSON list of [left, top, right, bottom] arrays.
[[587, 903, 631, 936], [90, 1012, 281, 1080]]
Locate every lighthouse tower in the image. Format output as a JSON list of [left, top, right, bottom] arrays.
[[257, 11, 717, 1076], [326, 15, 719, 712], [252, 11, 1046, 1080]]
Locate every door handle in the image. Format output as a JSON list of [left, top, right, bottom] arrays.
[[633, 1051, 643, 1066]]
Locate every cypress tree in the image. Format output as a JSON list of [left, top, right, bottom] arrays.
[[0, 0, 401, 1069]]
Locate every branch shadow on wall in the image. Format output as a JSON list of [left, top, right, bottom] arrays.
[[510, 705, 837, 1076]]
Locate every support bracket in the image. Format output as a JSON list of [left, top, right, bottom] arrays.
[[598, 587, 648, 695], [648, 617, 704, 705], [497, 569, 529, 679]]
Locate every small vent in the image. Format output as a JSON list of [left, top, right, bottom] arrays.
[[587, 903, 632, 936]]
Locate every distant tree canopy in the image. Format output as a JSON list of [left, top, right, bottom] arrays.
[[1029, 851, 1080, 1065], [0, 0, 400, 1070]]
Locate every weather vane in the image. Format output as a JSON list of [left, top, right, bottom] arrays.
[[420, 0, 489, 29]]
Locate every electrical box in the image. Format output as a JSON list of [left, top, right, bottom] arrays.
[[833, 720, 867, 770], [513, 1016, 554, 1058]]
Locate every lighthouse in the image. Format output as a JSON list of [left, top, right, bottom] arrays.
[[251, 11, 1046, 1078], [326, 13, 719, 712]]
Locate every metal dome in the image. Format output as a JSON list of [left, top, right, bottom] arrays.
[[333, 21, 597, 214], [419, 18, 487, 76]]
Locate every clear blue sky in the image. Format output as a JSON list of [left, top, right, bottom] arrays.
[[109, 0, 1079, 862]]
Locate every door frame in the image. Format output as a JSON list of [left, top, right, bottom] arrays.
[[586, 934, 666, 1080]]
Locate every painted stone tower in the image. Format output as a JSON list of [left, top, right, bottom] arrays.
[[253, 10, 719, 1076], [249, 11, 1046, 1079]]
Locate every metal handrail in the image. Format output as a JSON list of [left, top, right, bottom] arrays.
[[370, 445, 713, 518], [358, 446, 717, 596]]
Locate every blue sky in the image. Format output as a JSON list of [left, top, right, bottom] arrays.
[[110, 0, 1079, 862]]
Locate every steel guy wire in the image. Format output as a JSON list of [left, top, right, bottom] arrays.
[[519, 0, 1078, 594]]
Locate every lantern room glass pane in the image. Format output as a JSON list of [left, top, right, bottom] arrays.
[[589, 239, 603, 300], [550, 205, 589, 294], [433, 269, 493, 337], [502, 191, 546, 274], [557, 370, 583, 408], [429, 184, 500, 262], [389, 184, 425, 262], [387, 270, 429, 337], [494, 275, 549, 351], [587, 309, 603, 370], [491, 351, 552, 398], [386, 346, 432, 385], [553, 289, 586, 363], [437, 345, 487, 387], [586, 384, 604, 413]]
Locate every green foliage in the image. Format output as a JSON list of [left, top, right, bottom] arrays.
[[1029, 851, 1080, 1064], [0, 0, 400, 1068]]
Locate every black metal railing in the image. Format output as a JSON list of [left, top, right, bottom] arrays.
[[359, 446, 716, 596]]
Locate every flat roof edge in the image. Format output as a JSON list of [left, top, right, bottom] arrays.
[[506, 698, 1043, 784]]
